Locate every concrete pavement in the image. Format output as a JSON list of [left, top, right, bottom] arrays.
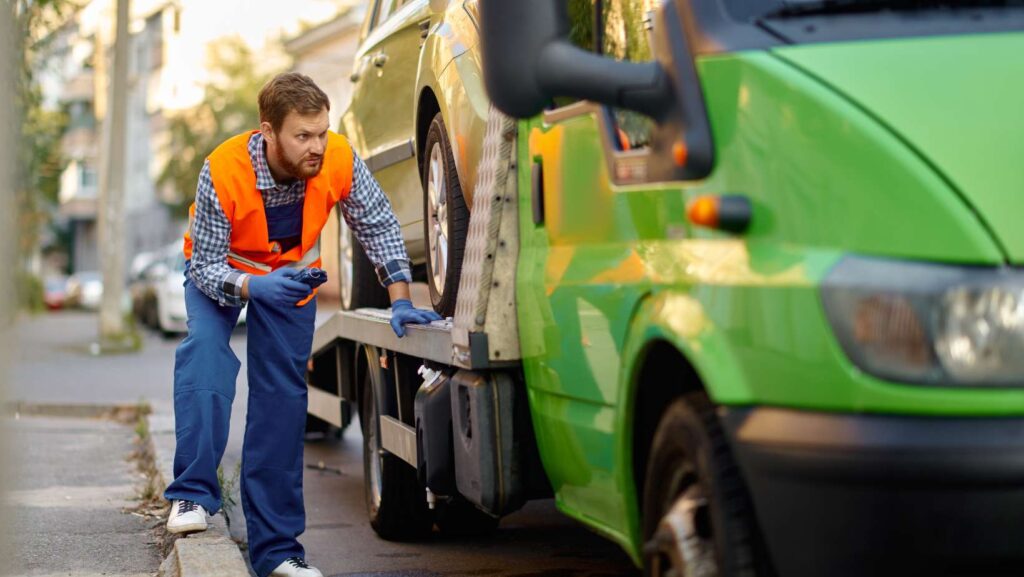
[[2, 413, 162, 576]]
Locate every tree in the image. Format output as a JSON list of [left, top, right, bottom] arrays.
[[8, 0, 75, 309], [160, 37, 282, 217]]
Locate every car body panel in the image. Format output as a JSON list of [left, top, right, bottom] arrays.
[[774, 32, 1024, 263], [341, 0, 487, 263]]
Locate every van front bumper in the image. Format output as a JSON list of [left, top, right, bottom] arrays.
[[721, 407, 1024, 577]]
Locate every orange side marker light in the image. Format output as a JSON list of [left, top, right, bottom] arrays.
[[687, 194, 752, 233]]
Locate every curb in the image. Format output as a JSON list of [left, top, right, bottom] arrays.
[[149, 410, 252, 577]]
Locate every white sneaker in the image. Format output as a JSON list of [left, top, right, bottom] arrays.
[[166, 499, 208, 534], [270, 557, 323, 577]]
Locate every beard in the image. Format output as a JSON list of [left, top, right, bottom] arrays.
[[274, 143, 323, 180]]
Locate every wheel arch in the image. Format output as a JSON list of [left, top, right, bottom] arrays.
[[416, 87, 443, 170], [617, 290, 757, 555]]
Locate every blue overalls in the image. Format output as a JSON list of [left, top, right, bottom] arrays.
[[165, 201, 315, 577]]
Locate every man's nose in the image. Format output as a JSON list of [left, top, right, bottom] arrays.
[[311, 138, 325, 155]]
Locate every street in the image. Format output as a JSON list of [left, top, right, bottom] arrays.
[[8, 309, 639, 576]]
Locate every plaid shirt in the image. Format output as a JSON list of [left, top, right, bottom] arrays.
[[188, 132, 412, 307]]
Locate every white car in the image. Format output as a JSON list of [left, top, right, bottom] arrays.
[[153, 251, 247, 336]]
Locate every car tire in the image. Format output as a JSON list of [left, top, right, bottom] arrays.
[[360, 360, 433, 541], [339, 217, 390, 311], [642, 394, 772, 577], [421, 113, 469, 318]]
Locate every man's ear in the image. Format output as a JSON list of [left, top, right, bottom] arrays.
[[260, 121, 275, 144]]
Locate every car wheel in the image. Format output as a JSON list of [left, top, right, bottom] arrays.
[[360, 349, 433, 540], [421, 113, 469, 318], [339, 217, 389, 311], [642, 394, 772, 577]]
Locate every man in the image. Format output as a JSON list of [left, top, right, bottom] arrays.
[[163, 73, 441, 577]]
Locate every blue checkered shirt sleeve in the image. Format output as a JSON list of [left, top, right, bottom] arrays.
[[187, 160, 249, 307], [340, 152, 412, 286]]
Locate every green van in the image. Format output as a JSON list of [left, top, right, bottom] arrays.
[[476, 0, 1024, 575]]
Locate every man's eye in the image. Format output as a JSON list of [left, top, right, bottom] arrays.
[[298, 135, 307, 141]]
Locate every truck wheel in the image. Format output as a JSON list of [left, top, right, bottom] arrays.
[[642, 394, 770, 577], [339, 217, 389, 311], [360, 375, 433, 540], [435, 497, 500, 538], [421, 112, 469, 318]]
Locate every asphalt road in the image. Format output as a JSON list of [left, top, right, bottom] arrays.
[[9, 308, 641, 577]]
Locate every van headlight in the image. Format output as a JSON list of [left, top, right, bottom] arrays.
[[821, 257, 1024, 386]]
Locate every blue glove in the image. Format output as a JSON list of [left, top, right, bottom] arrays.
[[247, 268, 312, 308], [389, 299, 443, 338], [293, 267, 328, 289]]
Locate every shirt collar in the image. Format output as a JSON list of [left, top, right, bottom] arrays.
[[248, 132, 283, 191]]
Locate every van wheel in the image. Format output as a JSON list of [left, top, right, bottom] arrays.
[[642, 394, 771, 577], [421, 113, 469, 318], [360, 371, 433, 540], [339, 217, 389, 311], [435, 497, 500, 538]]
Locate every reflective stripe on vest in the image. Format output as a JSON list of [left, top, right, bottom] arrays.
[[227, 239, 320, 273]]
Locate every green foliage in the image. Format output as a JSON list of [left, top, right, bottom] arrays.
[[10, 0, 76, 277], [217, 461, 242, 517], [17, 271, 44, 313], [159, 37, 283, 217]]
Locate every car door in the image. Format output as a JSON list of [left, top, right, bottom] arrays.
[[350, 0, 432, 254]]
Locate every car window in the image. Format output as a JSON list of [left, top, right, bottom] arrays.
[[601, 0, 661, 150], [372, 0, 399, 31]]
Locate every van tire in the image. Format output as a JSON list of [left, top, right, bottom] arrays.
[[421, 113, 469, 317], [642, 394, 771, 577], [360, 373, 433, 541]]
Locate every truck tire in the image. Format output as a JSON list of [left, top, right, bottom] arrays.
[[339, 217, 389, 311], [360, 374, 433, 540], [642, 394, 771, 577], [435, 497, 500, 538], [421, 113, 469, 317]]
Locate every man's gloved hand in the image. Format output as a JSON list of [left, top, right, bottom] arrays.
[[247, 268, 311, 308], [389, 299, 443, 338], [293, 267, 328, 289]]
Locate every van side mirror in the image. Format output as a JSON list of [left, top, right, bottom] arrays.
[[479, 0, 714, 180]]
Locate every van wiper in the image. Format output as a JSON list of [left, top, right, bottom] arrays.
[[766, 0, 1023, 17]]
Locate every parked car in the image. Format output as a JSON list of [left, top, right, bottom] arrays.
[[42, 276, 68, 310], [65, 271, 103, 310], [130, 248, 171, 328], [339, 0, 487, 316], [146, 248, 247, 336]]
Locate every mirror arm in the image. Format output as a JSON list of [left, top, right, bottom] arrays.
[[537, 42, 674, 122]]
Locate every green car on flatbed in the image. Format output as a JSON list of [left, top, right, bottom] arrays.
[[308, 1, 1024, 575]]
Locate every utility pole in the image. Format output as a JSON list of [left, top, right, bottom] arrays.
[[97, 0, 130, 346]]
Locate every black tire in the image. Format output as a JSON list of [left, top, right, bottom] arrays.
[[339, 219, 389, 311], [360, 370, 433, 540], [435, 497, 500, 538], [420, 113, 469, 318], [642, 394, 771, 577]]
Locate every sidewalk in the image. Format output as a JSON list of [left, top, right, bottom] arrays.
[[2, 412, 162, 576]]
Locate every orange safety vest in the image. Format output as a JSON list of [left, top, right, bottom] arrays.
[[183, 130, 354, 304]]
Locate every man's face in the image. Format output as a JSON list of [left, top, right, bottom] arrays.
[[263, 107, 330, 180]]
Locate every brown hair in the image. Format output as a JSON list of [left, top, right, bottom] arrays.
[[258, 72, 330, 132]]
